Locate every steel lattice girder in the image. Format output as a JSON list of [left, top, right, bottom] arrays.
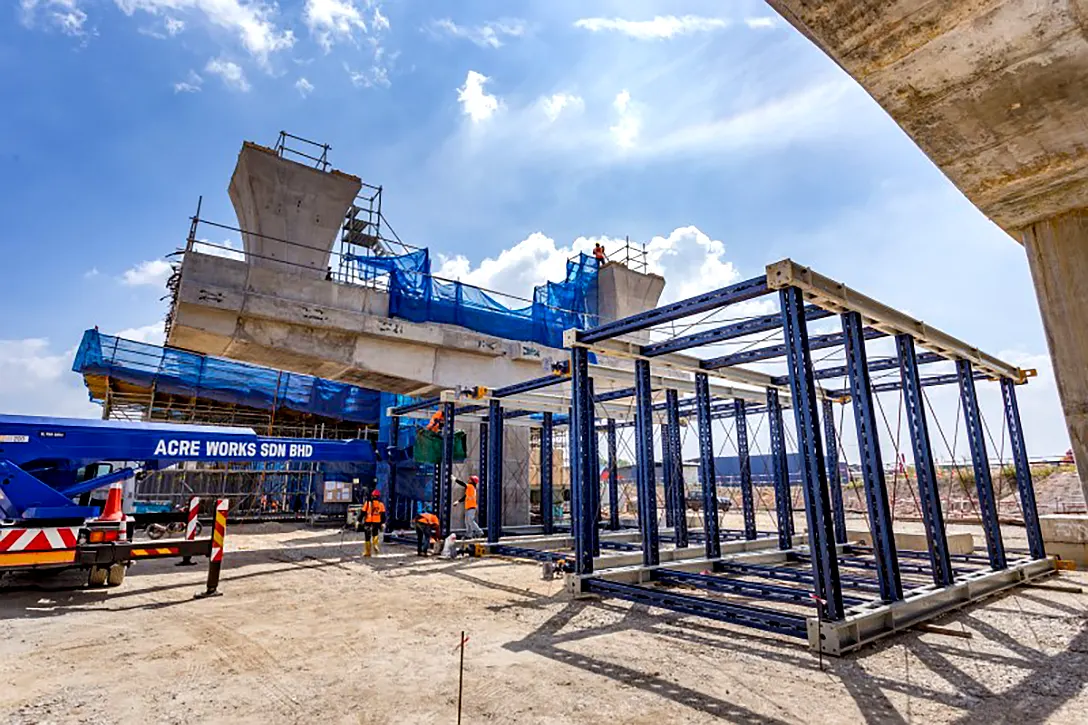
[[582, 577, 809, 638], [1001, 378, 1046, 560], [634, 359, 661, 567], [639, 304, 834, 358], [695, 373, 722, 559], [703, 327, 886, 370], [765, 388, 794, 550], [577, 275, 771, 344], [897, 334, 955, 587], [957, 359, 1008, 570], [842, 310, 903, 603], [822, 398, 848, 546], [734, 398, 757, 541], [541, 413, 554, 535], [780, 286, 845, 621], [486, 399, 504, 543], [652, 569, 868, 607]]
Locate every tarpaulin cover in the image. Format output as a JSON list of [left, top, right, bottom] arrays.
[[72, 329, 382, 424], [346, 249, 598, 349]]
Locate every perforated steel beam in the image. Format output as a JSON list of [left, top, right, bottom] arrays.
[[822, 398, 847, 546], [898, 334, 954, 587], [540, 412, 554, 536], [486, 399, 503, 543], [772, 351, 945, 386], [607, 419, 620, 531], [588, 378, 601, 558], [958, 360, 1007, 570], [766, 388, 794, 551], [703, 327, 886, 370], [842, 311, 902, 603], [492, 373, 570, 398], [640, 304, 834, 357], [735, 398, 757, 541], [438, 401, 455, 536], [1001, 378, 1046, 560], [781, 286, 845, 621], [634, 359, 660, 567], [666, 389, 687, 548], [695, 373, 721, 559], [478, 421, 489, 526], [571, 346, 595, 575], [387, 415, 400, 510]]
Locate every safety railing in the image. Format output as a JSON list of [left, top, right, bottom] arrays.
[[273, 131, 331, 172]]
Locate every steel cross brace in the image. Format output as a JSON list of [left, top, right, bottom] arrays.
[[640, 304, 834, 358], [822, 398, 848, 545], [634, 359, 661, 567], [766, 388, 794, 550], [652, 568, 868, 607], [897, 334, 955, 586], [703, 326, 886, 370], [958, 359, 1007, 570], [541, 412, 554, 535], [1001, 378, 1046, 560], [486, 399, 504, 543], [734, 398, 757, 541], [695, 373, 721, 558], [842, 310, 903, 603], [781, 286, 845, 621]]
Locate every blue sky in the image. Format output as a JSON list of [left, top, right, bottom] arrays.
[[0, 0, 1068, 456]]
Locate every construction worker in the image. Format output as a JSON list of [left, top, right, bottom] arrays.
[[456, 475, 485, 539], [425, 408, 444, 434], [361, 489, 386, 558], [593, 242, 607, 263], [414, 511, 440, 556]]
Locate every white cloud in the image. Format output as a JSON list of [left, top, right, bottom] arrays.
[[0, 338, 98, 418], [574, 15, 729, 39], [114, 323, 166, 345], [457, 70, 501, 123], [745, 17, 777, 29], [174, 69, 203, 93], [609, 90, 639, 149], [113, 0, 294, 63], [429, 17, 526, 49], [165, 15, 184, 34], [304, 0, 366, 52], [295, 77, 314, 97], [346, 63, 389, 88], [205, 56, 250, 92], [192, 237, 245, 261], [122, 259, 172, 287], [539, 93, 584, 122], [20, 0, 88, 37], [84, 267, 100, 279]]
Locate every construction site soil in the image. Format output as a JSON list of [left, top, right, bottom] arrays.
[[1, 520, 1086, 724]]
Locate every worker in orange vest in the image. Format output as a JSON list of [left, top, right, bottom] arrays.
[[593, 243, 607, 263], [425, 409, 445, 433], [361, 489, 386, 557], [456, 474, 485, 538], [414, 511, 440, 556]]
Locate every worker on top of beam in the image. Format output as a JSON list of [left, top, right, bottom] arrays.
[[456, 475, 485, 539], [361, 489, 386, 558], [593, 242, 607, 263]]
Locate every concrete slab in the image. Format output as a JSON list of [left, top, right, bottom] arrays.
[[1041, 514, 1088, 566], [847, 528, 974, 556]]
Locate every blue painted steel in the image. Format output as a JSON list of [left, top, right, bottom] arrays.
[[1001, 378, 1045, 559], [486, 399, 504, 543], [387, 415, 401, 510], [703, 327, 886, 370], [640, 305, 834, 357], [578, 275, 770, 344], [596, 387, 635, 403], [491, 544, 567, 563], [716, 560, 883, 596], [454, 404, 487, 416], [570, 346, 596, 575], [583, 577, 809, 638], [653, 568, 867, 607], [665, 390, 688, 548], [766, 389, 794, 550], [492, 373, 570, 398], [772, 351, 945, 386], [842, 311, 903, 602], [781, 286, 845, 621], [438, 401, 456, 536], [634, 359, 660, 567], [695, 373, 721, 558], [662, 422, 676, 529], [822, 398, 848, 546], [54, 465, 136, 499], [587, 378, 601, 558], [478, 421, 489, 527], [734, 398, 757, 541], [541, 413, 554, 535], [824, 370, 986, 399], [390, 397, 442, 416], [897, 334, 955, 586], [607, 419, 619, 530], [957, 360, 1007, 570]]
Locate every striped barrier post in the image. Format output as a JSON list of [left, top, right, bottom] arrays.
[[177, 497, 200, 566], [196, 499, 229, 599]]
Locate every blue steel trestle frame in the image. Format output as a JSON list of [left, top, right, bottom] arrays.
[[765, 388, 794, 550], [821, 398, 848, 546]]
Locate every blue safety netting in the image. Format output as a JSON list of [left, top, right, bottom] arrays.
[[346, 249, 598, 349], [72, 329, 381, 424]]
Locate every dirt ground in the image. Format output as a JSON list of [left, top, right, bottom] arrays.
[[2, 522, 1087, 725]]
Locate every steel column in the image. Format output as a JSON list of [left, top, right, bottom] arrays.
[[897, 334, 954, 586], [387, 415, 400, 511], [735, 398, 756, 540], [666, 389, 688, 548], [695, 373, 721, 558], [1001, 378, 1045, 560], [821, 398, 847, 545], [570, 346, 595, 575], [958, 359, 1007, 570], [662, 422, 676, 529], [486, 399, 504, 543], [588, 378, 601, 557], [842, 310, 903, 602], [781, 286, 844, 621], [766, 388, 794, 550], [438, 402, 456, 536], [478, 421, 488, 527], [607, 419, 620, 530], [634, 359, 660, 567], [540, 413, 554, 535]]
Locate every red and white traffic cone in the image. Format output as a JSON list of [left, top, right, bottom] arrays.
[[98, 481, 125, 522]]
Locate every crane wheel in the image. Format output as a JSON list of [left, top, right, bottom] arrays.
[[106, 564, 126, 587], [88, 566, 108, 587]]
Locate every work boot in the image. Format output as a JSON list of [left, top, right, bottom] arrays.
[[363, 540, 372, 558], [371, 535, 381, 556]]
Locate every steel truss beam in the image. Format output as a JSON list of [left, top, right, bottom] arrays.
[[486, 399, 504, 543], [541, 413, 554, 535], [735, 398, 757, 541], [957, 360, 1007, 570], [634, 359, 661, 567], [695, 373, 721, 558], [582, 578, 809, 638], [640, 305, 834, 358], [1001, 378, 1046, 560], [766, 388, 794, 550], [652, 569, 868, 607], [704, 326, 886, 370], [822, 398, 847, 545], [842, 311, 903, 603], [577, 275, 771, 344], [607, 419, 620, 531], [781, 286, 845, 621], [897, 334, 954, 586]]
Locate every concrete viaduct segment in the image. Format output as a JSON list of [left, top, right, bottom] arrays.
[[766, 0, 1088, 502]]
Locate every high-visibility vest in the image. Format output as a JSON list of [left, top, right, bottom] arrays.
[[418, 512, 440, 531], [464, 483, 478, 511], [363, 500, 386, 523]]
